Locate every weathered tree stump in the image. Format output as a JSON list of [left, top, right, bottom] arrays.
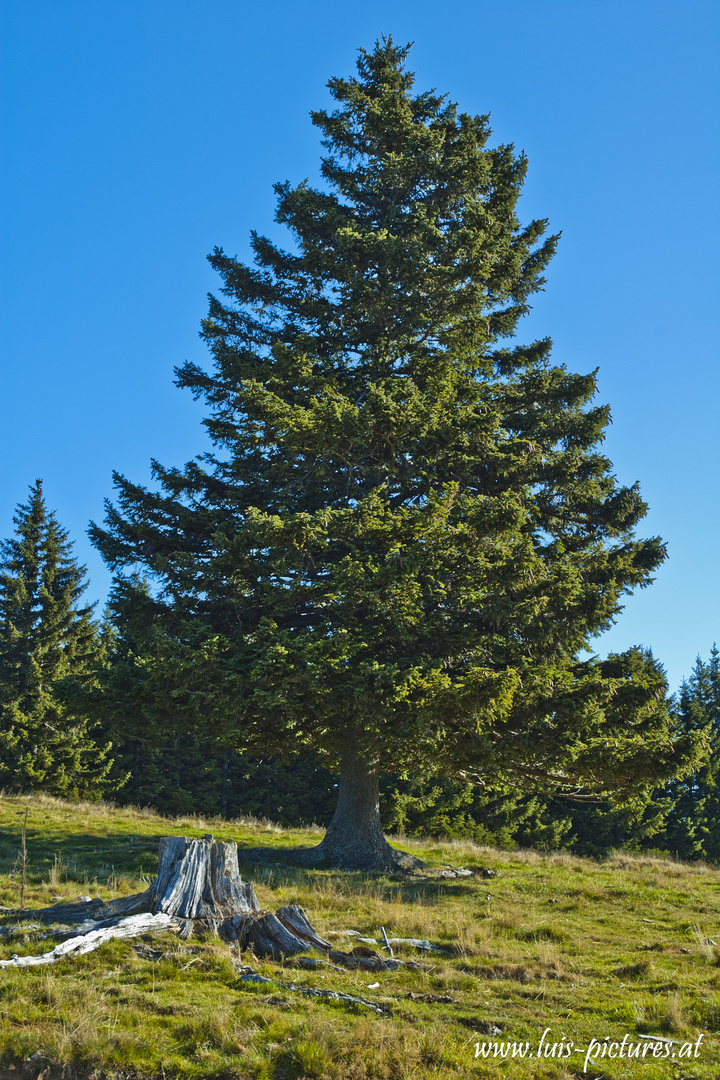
[[149, 834, 260, 938], [2, 835, 330, 962], [148, 834, 331, 955]]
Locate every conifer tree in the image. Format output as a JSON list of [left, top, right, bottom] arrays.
[[0, 481, 112, 797], [661, 647, 720, 861], [92, 41, 696, 868]]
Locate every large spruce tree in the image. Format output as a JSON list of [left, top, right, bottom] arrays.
[[0, 481, 112, 797], [92, 41, 693, 868]]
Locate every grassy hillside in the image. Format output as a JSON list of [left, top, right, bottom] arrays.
[[0, 793, 717, 1079]]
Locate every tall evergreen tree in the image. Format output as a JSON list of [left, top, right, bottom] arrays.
[[661, 647, 720, 861], [92, 41, 696, 868], [0, 481, 112, 797]]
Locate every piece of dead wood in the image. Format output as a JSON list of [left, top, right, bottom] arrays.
[[325, 930, 442, 952], [0, 913, 178, 968], [280, 983, 389, 1016], [275, 905, 332, 952], [234, 964, 390, 1016], [0, 836, 330, 964], [398, 866, 475, 881], [387, 936, 445, 953], [327, 947, 402, 972], [405, 991, 455, 1004]]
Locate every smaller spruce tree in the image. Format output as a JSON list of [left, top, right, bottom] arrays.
[[0, 481, 113, 797], [661, 647, 720, 861]]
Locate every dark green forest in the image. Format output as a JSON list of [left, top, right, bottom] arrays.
[[94, 645, 720, 861]]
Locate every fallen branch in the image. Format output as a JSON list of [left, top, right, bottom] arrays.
[[0, 913, 177, 968], [286, 983, 389, 1016], [326, 930, 442, 952], [236, 966, 389, 1016]]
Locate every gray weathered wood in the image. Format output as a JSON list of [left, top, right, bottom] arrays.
[[0, 913, 177, 968], [3, 887, 155, 926], [276, 905, 332, 950], [243, 912, 316, 958], [151, 835, 260, 924], [0, 836, 327, 962]]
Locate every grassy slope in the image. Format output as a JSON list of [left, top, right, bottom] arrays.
[[0, 793, 718, 1079]]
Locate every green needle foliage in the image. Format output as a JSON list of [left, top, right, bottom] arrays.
[[0, 481, 112, 797], [660, 646, 720, 861], [92, 41, 696, 865]]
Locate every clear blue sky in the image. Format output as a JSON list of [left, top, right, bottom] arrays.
[[1, 1, 718, 691]]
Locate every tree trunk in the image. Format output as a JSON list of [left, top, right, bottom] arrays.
[[150, 834, 260, 935], [310, 743, 425, 872]]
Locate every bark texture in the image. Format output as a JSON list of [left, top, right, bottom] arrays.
[[308, 745, 425, 871], [150, 834, 260, 937]]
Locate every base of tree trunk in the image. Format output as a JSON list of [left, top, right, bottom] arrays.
[[296, 837, 426, 872], [277, 741, 427, 872], [7, 835, 331, 959], [232, 839, 427, 873]]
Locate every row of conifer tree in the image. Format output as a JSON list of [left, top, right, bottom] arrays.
[[0, 478, 718, 861]]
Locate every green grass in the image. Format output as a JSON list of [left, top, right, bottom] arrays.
[[0, 792, 718, 1078]]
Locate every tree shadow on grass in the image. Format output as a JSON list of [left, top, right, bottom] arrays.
[[0, 824, 475, 911], [239, 841, 423, 869], [238, 851, 478, 904], [0, 825, 164, 888]]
